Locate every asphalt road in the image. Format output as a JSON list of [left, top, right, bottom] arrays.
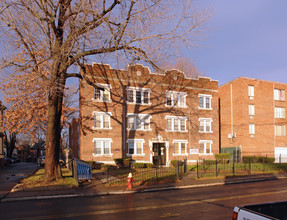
[[1, 178, 287, 219]]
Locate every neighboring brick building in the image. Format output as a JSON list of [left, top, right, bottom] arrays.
[[73, 63, 219, 165], [219, 77, 287, 162]]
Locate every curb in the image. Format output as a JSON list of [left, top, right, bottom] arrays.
[[2, 175, 284, 203]]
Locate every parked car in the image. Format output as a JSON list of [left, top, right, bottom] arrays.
[[37, 155, 45, 167], [233, 201, 287, 220]]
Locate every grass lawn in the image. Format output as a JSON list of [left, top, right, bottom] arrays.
[[20, 168, 78, 189]]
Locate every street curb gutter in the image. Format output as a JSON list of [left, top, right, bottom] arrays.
[[2, 175, 284, 203]]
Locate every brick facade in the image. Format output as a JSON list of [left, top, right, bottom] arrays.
[[219, 77, 287, 162], [73, 63, 219, 165]]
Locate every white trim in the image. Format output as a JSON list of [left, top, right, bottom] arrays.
[[92, 138, 113, 156], [198, 118, 213, 133], [127, 114, 152, 131], [126, 87, 151, 105], [92, 112, 112, 130], [198, 140, 213, 155], [92, 84, 112, 102], [166, 116, 187, 132], [198, 94, 212, 110], [127, 139, 145, 156], [165, 91, 187, 108]]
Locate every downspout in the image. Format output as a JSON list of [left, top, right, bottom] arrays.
[[231, 84, 233, 136]]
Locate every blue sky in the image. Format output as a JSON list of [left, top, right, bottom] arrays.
[[189, 0, 287, 85]]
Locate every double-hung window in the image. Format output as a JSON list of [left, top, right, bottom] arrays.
[[93, 138, 112, 155], [166, 91, 187, 107], [198, 94, 212, 109], [249, 104, 255, 116], [199, 118, 212, 133], [127, 139, 144, 155], [173, 140, 188, 155], [166, 116, 187, 132], [93, 112, 111, 129], [93, 84, 111, 102], [127, 87, 150, 105], [275, 107, 285, 118], [127, 114, 151, 130], [248, 85, 254, 99], [199, 140, 212, 154], [249, 123, 255, 135], [274, 89, 285, 101], [275, 125, 286, 136]]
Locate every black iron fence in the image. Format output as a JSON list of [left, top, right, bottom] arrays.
[[103, 164, 186, 186], [196, 159, 287, 179]]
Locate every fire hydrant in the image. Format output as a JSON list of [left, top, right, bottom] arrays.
[[127, 172, 134, 190]]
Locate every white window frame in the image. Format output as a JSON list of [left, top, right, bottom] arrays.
[[275, 107, 285, 118], [166, 116, 187, 132], [249, 104, 255, 116], [199, 140, 213, 155], [126, 87, 151, 105], [165, 91, 187, 108], [274, 89, 285, 101], [198, 94, 212, 110], [275, 125, 286, 136], [92, 112, 112, 129], [92, 138, 112, 156], [249, 123, 255, 135], [127, 114, 151, 131], [173, 140, 188, 156], [92, 84, 111, 102], [127, 139, 145, 156], [198, 118, 213, 133], [248, 85, 254, 99]]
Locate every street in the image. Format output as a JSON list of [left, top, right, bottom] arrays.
[[1, 178, 287, 219]]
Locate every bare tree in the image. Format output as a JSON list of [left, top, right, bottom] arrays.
[[0, 0, 209, 180]]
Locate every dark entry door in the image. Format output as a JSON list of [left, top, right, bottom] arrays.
[[153, 143, 166, 165]]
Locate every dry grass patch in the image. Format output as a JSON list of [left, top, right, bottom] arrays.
[[20, 168, 78, 189]]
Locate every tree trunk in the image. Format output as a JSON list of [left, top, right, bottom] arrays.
[[45, 78, 65, 181]]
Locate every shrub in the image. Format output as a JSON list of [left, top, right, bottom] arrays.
[[170, 160, 183, 167], [204, 160, 216, 165], [114, 158, 124, 168], [87, 161, 97, 169], [131, 163, 146, 168], [145, 163, 154, 168], [123, 158, 131, 168], [102, 164, 117, 170], [243, 156, 275, 164]]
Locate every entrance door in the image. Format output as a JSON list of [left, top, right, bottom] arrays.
[[153, 143, 166, 165]]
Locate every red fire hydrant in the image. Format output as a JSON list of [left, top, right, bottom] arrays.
[[127, 172, 134, 190]]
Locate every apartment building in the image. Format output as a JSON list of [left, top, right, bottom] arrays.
[[75, 63, 219, 165], [219, 77, 287, 162]]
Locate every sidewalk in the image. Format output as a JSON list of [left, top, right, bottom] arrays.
[[2, 168, 287, 203]]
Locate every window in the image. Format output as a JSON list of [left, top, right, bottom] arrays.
[[274, 89, 285, 101], [199, 118, 212, 133], [166, 116, 187, 132], [249, 104, 255, 116], [198, 94, 212, 109], [275, 125, 286, 136], [127, 139, 144, 155], [275, 107, 285, 118], [248, 85, 254, 99], [127, 87, 150, 104], [93, 112, 111, 129], [127, 114, 151, 130], [93, 84, 111, 101], [249, 123, 255, 135], [199, 140, 212, 154], [93, 138, 112, 155], [174, 140, 187, 155], [166, 91, 186, 107]]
